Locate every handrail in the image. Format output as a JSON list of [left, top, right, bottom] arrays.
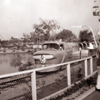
[[0, 69, 34, 79], [0, 55, 95, 79], [0, 55, 96, 100]]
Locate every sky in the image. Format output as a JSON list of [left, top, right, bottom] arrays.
[[0, 0, 100, 40]]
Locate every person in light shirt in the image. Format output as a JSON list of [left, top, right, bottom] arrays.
[[96, 68, 100, 92], [87, 43, 94, 49]]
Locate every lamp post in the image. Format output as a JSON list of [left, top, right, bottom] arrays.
[[71, 25, 98, 48]]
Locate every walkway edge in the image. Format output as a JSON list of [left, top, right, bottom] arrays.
[[75, 87, 95, 100]]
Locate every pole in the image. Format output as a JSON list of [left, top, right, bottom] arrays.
[[31, 70, 37, 100], [67, 64, 71, 86]]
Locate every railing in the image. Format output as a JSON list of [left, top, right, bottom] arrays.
[[0, 55, 97, 100]]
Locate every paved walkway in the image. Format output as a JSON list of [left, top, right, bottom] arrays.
[[84, 67, 100, 100], [83, 90, 100, 100], [63, 67, 100, 100], [75, 67, 100, 100]]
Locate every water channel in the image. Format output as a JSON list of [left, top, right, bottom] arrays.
[[0, 52, 34, 75]]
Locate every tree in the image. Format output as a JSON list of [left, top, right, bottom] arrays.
[[33, 18, 60, 42], [23, 33, 29, 43], [79, 30, 94, 42], [56, 29, 77, 42]]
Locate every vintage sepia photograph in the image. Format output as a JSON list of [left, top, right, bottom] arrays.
[[0, 0, 100, 100]]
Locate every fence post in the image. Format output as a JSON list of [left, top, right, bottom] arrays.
[[90, 57, 93, 74], [67, 63, 71, 86], [31, 70, 37, 100], [84, 59, 88, 77]]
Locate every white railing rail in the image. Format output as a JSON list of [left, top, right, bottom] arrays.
[[0, 55, 96, 100]]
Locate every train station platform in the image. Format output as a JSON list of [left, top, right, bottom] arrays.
[[83, 89, 100, 100], [75, 67, 100, 100], [83, 66, 100, 100], [61, 66, 100, 100], [76, 66, 100, 100]]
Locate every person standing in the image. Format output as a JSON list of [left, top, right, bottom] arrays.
[[96, 67, 100, 91]]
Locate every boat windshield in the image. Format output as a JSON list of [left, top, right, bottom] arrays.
[[42, 43, 59, 50]]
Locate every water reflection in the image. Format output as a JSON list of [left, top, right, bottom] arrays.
[[0, 53, 34, 75]]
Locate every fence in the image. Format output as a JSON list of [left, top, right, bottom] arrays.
[[0, 55, 97, 100]]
